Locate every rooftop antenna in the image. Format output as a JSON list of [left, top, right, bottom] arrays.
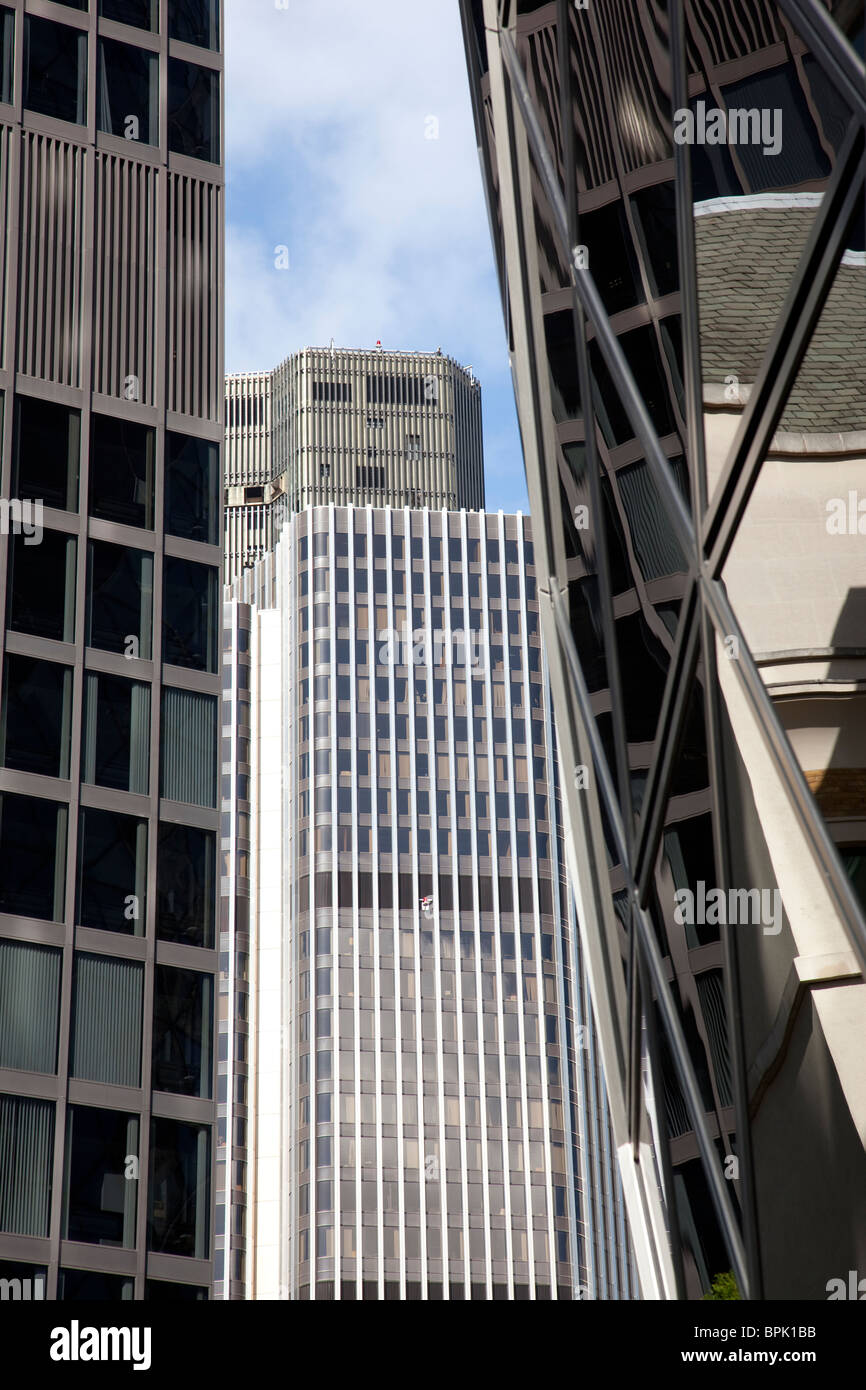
[[329, 337, 335, 359]]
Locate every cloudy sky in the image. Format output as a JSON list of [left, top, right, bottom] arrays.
[[224, 0, 528, 513]]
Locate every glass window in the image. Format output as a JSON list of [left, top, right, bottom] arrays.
[[6, 529, 76, 643], [152, 965, 213, 1098], [62, 1106, 139, 1248], [0, 939, 61, 1073], [76, 807, 147, 935], [86, 540, 153, 661], [0, 1096, 54, 1237], [1, 654, 72, 779], [89, 415, 155, 530], [97, 37, 158, 145], [160, 687, 217, 808], [100, 0, 158, 32], [165, 431, 219, 545], [145, 1280, 208, 1300], [70, 953, 143, 1088], [0, 792, 66, 922], [12, 395, 79, 512], [82, 671, 151, 794], [167, 58, 219, 162], [59, 1270, 134, 1299], [148, 1117, 210, 1258], [163, 556, 219, 672], [169, 1, 219, 50], [157, 822, 216, 948], [0, 9, 14, 106], [23, 16, 87, 125]]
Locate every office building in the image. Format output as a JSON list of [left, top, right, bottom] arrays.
[[224, 348, 485, 579], [0, 0, 223, 1300], [219, 503, 638, 1300], [460, 0, 866, 1297]]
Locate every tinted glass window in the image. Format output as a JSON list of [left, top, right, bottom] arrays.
[[157, 822, 216, 948], [148, 1118, 210, 1258], [89, 415, 155, 530], [13, 395, 79, 512], [86, 540, 154, 661], [76, 807, 147, 935], [63, 1107, 139, 1248], [152, 965, 213, 1098], [163, 556, 219, 672], [100, 0, 158, 31], [169, 1, 219, 50], [81, 671, 151, 794], [6, 530, 76, 643], [97, 37, 158, 145], [165, 431, 219, 544], [167, 58, 219, 162], [1, 654, 72, 779], [24, 16, 87, 125], [0, 793, 66, 922]]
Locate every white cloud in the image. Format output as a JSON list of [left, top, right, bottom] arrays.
[[224, 0, 526, 508]]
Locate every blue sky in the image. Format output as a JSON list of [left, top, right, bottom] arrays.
[[224, 0, 528, 514]]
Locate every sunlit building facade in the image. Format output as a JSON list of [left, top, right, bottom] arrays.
[[220, 503, 638, 1300]]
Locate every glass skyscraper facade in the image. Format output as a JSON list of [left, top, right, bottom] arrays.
[[0, 0, 223, 1300], [461, 0, 865, 1298], [220, 503, 638, 1300]]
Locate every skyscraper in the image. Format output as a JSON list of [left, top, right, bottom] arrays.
[[220, 503, 639, 1299], [460, 0, 866, 1298], [225, 347, 484, 579], [0, 1, 223, 1300]]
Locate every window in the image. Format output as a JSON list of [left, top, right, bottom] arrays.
[[313, 381, 351, 403], [152, 965, 213, 1098], [6, 530, 76, 643], [59, 1270, 134, 1300], [86, 540, 153, 660], [163, 556, 218, 672], [168, 58, 219, 162], [169, 0, 219, 50], [97, 38, 158, 144], [0, 793, 66, 922], [0, 8, 13, 106], [89, 415, 155, 530], [70, 953, 143, 1088], [0, 939, 61, 1073], [13, 395, 79, 512], [157, 823, 216, 948], [166, 431, 219, 544], [76, 807, 147, 935], [81, 671, 151, 794], [148, 1118, 210, 1258], [160, 687, 218, 808], [63, 1107, 139, 1248], [23, 16, 87, 125], [100, 0, 158, 31], [1, 655, 73, 779], [145, 1280, 208, 1300], [0, 1097, 54, 1237]]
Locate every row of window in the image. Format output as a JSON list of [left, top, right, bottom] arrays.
[[12, 398, 218, 543], [0, 801, 214, 941], [32, 1, 218, 49], [298, 532, 533, 565], [0, 1095, 210, 1257], [0, 1260, 207, 1299], [0, 940, 212, 1097], [3, 13, 219, 160]]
